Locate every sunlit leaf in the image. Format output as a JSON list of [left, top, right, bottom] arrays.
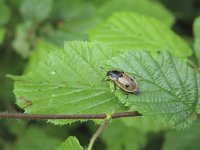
[[9, 41, 128, 125], [107, 51, 200, 129], [46, 0, 175, 44], [98, 0, 174, 27], [90, 12, 192, 58]]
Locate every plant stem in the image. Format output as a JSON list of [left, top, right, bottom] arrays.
[[87, 117, 110, 150], [0, 111, 142, 120]]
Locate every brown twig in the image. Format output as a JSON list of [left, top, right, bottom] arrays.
[[0, 111, 142, 120]]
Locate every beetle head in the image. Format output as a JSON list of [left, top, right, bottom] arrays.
[[106, 71, 112, 76], [133, 88, 140, 95]]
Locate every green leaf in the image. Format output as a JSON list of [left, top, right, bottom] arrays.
[[97, 0, 175, 27], [9, 41, 128, 125], [15, 127, 61, 150], [56, 136, 83, 150], [44, 0, 174, 44], [107, 51, 200, 129], [0, 28, 5, 45], [102, 119, 147, 150], [0, 0, 11, 26], [193, 16, 200, 65], [20, 0, 53, 23], [163, 120, 200, 150], [0, 50, 25, 102], [90, 12, 192, 58]]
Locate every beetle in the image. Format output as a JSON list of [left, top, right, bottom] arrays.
[[101, 67, 140, 95]]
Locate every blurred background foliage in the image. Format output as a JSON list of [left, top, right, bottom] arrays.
[[0, 0, 200, 149]]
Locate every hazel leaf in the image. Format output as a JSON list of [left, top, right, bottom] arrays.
[[107, 51, 200, 129], [9, 41, 128, 125], [90, 12, 192, 58]]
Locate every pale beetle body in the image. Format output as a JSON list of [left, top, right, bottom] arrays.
[[105, 69, 140, 95]]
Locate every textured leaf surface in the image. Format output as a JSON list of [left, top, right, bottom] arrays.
[[193, 16, 200, 65], [56, 137, 83, 150], [10, 41, 127, 125], [108, 51, 200, 129], [98, 0, 174, 27], [163, 120, 200, 150], [90, 12, 192, 58]]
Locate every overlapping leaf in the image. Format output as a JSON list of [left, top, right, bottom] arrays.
[[43, 0, 175, 45], [9, 41, 128, 125], [56, 137, 83, 150], [193, 16, 200, 65], [98, 0, 174, 27], [90, 12, 192, 58], [107, 51, 200, 129]]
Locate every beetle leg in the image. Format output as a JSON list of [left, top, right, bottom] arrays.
[[125, 93, 129, 99], [101, 78, 110, 82], [112, 83, 117, 93]]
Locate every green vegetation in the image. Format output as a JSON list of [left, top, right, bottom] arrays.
[[0, 0, 200, 149]]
